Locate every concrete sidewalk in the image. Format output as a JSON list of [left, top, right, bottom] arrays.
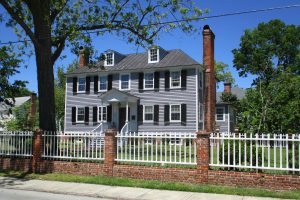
[[0, 177, 284, 200]]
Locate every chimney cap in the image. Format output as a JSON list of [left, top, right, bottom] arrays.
[[203, 25, 210, 30]]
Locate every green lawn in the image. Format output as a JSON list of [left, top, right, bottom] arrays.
[[0, 170, 300, 199]]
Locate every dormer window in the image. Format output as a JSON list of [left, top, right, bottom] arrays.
[[105, 52, 114, 66], [148, 48, 159, 63]]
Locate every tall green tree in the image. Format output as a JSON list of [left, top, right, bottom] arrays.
[[0, 0, 207, 131], [233, 20, 300, 133]]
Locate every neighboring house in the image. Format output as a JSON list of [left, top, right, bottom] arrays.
[[64, 25, 216, 134], [0, 96, 32, 131], [215, 82, 245, 133]]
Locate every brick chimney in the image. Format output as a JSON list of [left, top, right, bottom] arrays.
[[203, 25, 216, 133], [79, 46, 89, 67], [224, 82, 232, 94]]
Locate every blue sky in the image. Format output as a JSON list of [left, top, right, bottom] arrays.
[[1, 0, 299, 93]]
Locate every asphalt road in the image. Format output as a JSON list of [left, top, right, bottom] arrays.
[[0, 188, 111, 200]]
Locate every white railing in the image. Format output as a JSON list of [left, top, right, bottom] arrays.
[[210, 132, 300, 172], [0, 131, 33, 157], [116, 132, 197, 165], [120, 122, 129, 135], [42, 131, 104, 161]]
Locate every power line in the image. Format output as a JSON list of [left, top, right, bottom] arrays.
[[0, 4, 299, 45]]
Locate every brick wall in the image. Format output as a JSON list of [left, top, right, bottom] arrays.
[[1, 156, 300, 191]]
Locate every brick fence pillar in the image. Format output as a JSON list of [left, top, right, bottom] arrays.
[[196, 130, 210, 183], [104, 129, 117, 176], [32, 129, 43, 173]]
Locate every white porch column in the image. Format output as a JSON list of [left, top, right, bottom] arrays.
[[126, 101, 129, 133]]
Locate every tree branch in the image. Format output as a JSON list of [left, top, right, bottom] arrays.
[[51, 36, 67, 64], [0, 0, 38, 47], [50, 0, 69, 24]]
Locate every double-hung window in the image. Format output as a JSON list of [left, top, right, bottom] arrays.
[[144, 105, 153, 122], [98, 106, 107, 122], [120, 74, 130, 90], [77, 77, 86, 92], [170, 104, 181, 122], [77, 107, 85, 122], [144, 72, 154, 89], [99, 76, 107, 91], [199, 71, 203, 88], [149, 49, 158, 63], [216, 107, 225, 121], [105, 53, 113, 66], [170, 71, 181, 88]]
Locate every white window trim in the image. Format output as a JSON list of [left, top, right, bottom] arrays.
[[119, 73, 131, 91], [98, 75, 108, 92], [98, 106, 107, 122], [169, 138, 183, 146], [143, 72, 154, 90], [76, 107, 85, 123], [199, 103, 204, 122], [148, 48, 159, 63], [104, 52, 114, 66], [170, 70, 181, 89], [77, 77, 86, 93], [170, 104, 181, 122], [143, 105, 154, 123], [216, 107, 225, 122]]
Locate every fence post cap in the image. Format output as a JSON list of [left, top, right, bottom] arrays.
[[35, 129, 43, 135], [196, 130, 210, 138], [105, 128, 118, 136]]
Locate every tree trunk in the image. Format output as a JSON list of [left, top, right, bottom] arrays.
[[33, 1, 56, 132]]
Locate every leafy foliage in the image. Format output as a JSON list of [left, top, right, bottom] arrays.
[[233, 20, 300, 134], [0, 46, 27, 99], [5, 101, 39, 131], [215, 61, 235, 86]]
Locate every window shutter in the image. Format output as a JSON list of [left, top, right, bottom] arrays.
[[108, 75, 113, 90], [86, 77, 91, 93], [107, 105, 112, 122], [164, 105, 170, 125], [71, 107, 76, 125], [165, 71, 170, 90], [94, 76, 98, 93], [137, 105, 143, 125], [154, 72, 160, 90], [154, 105, 159, 125], [84, 107, 89, 124], [93, 106, 97, 123], [181, 104, 187, 125], [138, 73, 144, 90], [72, 77, 77, 93], [181, 70, 187, 89]]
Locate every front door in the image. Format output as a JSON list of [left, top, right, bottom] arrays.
[[119, 107, 130, 132]]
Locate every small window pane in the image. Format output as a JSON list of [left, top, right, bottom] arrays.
[[106, 53, 113, 65], [99, 76, 107, 91], [98, 106, 107, 121], [170, 105, 180, 121], [77, 108, 85, 121], [171, 71, 180, 87], [144, 73, 154, 89], [78, 78, 86, 92], [144, 106, 153, 121], [150, 49, 158, 62], [121, 74, 129, 90], [216, 108, 224, 121]]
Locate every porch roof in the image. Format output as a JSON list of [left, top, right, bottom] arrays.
[[98, 88, 139, 103]]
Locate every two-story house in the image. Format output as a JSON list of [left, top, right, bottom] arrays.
[[64, 25, 216, 134]]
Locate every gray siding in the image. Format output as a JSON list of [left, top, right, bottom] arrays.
[[65, 67, 198, 132], [215, 105, 235, 132]]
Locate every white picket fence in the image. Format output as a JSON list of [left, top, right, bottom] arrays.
[[116, 132, 197, 165], [42, 131, 104, 161], [0, 131, 33, 157], [210, 132, 300, 172]]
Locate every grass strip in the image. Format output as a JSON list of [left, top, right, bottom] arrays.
[[0, 170, 299, 199]]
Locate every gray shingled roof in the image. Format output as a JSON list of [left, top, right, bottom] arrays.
[[216, 87, 246, 104], [68, 49, 200, 75]]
